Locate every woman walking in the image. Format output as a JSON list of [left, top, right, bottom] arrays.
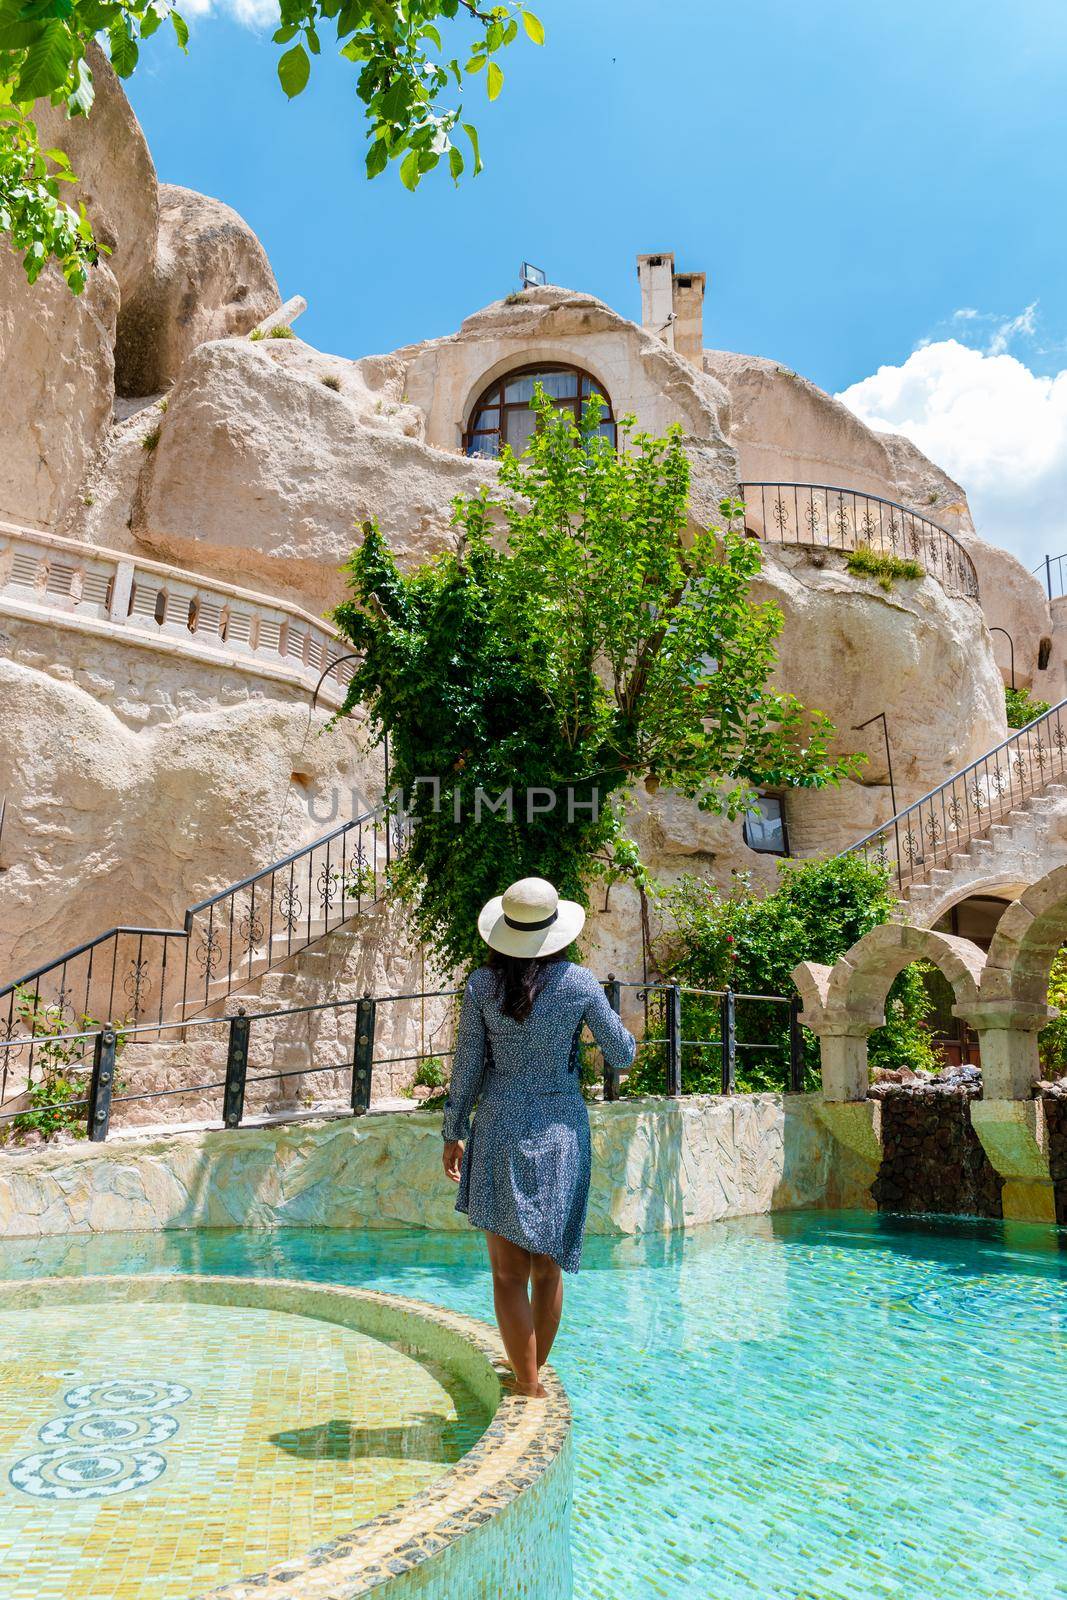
[[442, 877, 636, 1397]]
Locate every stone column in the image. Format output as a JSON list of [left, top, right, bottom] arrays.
[[969, 1098, 1055, 1223], [816, 1027, 872, 1103], [957, 999, 1055, 1221]]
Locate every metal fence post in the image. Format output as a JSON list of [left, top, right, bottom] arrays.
[[351, 993, 376, 1116], [86, 1026, 117, 1142], [788, 995, 804, 1093], [603, 975, 621, 1102], [223, 1007, 250, 1129], [665, 983, 682, 1097], [720, 988, 736, 1095]]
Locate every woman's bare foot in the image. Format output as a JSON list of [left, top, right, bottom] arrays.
[[511, 1379, 547, 1398]]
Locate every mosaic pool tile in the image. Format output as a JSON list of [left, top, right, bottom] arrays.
[[0, 1298, 492, 1598]]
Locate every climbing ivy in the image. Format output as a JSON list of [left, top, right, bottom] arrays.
[[332, 391, 861, 970]]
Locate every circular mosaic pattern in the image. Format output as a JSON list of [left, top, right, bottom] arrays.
[[9, 1446, 167, 1500], [64, 1379, 192, 1413], [38, 1409, 180, 1447]]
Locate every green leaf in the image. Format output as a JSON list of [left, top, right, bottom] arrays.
[[399, 148, 420, 191], [523, 10, 545, 45], [421, 22, 441, 49], [462, 121, 482, 176], [448, 144, 463, 182], [15, 23, 73, 98], [486, 60, 503, 100], [365, 136, 388, 178], [277, 42, 310, 98], [140, 7, 162, 39], [170, 9, 189, 48], [466, 53, 485, 72], [107, 17, 138, 78]]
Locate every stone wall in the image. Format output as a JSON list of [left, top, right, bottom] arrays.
[[869, 1078, 1003, 1217], [0, 1093, 873, 1240]]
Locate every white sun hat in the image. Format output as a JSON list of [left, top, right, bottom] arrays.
[[477, 876, 585, 958]]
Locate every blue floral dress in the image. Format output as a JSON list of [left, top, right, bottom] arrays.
[[441, 961, 636, 1272]]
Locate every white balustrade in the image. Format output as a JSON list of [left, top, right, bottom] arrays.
[[0, 523, 355, 708]]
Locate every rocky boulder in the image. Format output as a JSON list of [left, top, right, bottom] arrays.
[[115, 185, 281, 397], [135, 335, 492, 611], [0, 251, 119, 529], [34, 42, 159, 303]]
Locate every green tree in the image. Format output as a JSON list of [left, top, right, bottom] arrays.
[[0, 0, 543, 290], [1005, 684, 1051, 730], [331, 389, 861, 970], [629, 853, 935, 1095]]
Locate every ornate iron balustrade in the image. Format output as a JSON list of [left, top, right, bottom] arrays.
[[845, 699, 1067, 893], [737, 483, 980, 600], [0, 522, 357, 709], [0, 795, 407, 1103]]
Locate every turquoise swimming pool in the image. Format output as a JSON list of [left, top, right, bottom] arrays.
[[0, 1211, 1063, 1599]]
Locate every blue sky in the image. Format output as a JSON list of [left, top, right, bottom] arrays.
[[126, 0, 1067, 564]]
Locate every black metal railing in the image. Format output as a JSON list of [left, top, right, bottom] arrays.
[[1035, 551, 1067, 601], [0, 976, 808, 1144], [845, 698, 1067, 893], [603, 980, 805, 1100], [0, 793, 408, 1103], [738, 483, 980, 600]]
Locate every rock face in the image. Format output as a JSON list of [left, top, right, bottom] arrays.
[[34, 43, 159, 303], [0, 1094, 872, 1239], [706, 349, 1056, 702], [115, 185, 281, 397], [0, 623, 369, 986], [0, 252, 119, 530], [136, 336, 490, 611]]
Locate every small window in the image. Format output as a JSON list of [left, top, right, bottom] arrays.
[[743, 794, 789, 855]]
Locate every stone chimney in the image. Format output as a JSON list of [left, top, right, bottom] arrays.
[[636, 253, 706, 367]]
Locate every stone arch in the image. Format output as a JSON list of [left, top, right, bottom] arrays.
[[458, 346, 616, 435], [983, 863, 1067, 1010], [827, 922, 985, 1025], [792, 922, 986, 1101]]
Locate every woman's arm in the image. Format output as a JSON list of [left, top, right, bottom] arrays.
[[583, 980, 637, 1070], [442, 976, 488, 1143]]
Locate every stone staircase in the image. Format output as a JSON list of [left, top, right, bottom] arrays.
[[109, 903, 454, 1131], [844, 699, 1067, 925], [904, 784, 1067, 926]]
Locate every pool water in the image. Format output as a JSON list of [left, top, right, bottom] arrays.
[[0, 1211, 1064, 1600]]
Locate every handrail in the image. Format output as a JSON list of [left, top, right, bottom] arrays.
[[185, 813, 368, 918], [0, 778, 396, 1096], [844, 698, 1067, 892], [738, 481, 980, 600]]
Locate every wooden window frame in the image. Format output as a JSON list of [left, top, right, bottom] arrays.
[[463, 363, 617, 457]]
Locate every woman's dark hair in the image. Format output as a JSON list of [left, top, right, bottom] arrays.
[[488, 947, 567, 1022]]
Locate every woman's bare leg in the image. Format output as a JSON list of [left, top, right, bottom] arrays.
[[486, 1232, 542, 1394], [530, 1253, 563, 1369]]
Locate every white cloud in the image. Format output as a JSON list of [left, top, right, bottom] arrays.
[[180, 0, 278, 26], [837, 338, 1067, 571]]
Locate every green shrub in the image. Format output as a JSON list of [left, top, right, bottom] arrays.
[[268, 325, 296, 339], [141, 426, 160, 452], [414, 1055, 447, 1090], [624, 853, 932, 1094], [846, 544, 925, 591], [6, 987, 126, 1141], [1005, 685, 1051, 729], [1039, 948, 1067, 1074]]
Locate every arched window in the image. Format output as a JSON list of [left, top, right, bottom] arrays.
[[463, 364, 616, 458]]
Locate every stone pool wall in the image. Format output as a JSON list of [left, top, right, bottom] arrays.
[[0, 1273, 573, 1600], [0, 1093, 873, 1239]]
